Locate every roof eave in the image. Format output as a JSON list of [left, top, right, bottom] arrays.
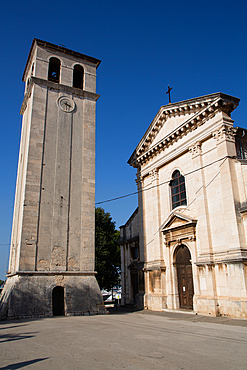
[[22, 38, 101, 82]]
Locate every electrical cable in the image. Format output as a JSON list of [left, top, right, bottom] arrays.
[[95, 155, 236, 205], [0, 155, 238, 246]]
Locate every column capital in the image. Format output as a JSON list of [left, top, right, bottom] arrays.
[[149, 168, 159, 182], [135, 172, 144, 188], [189, 141, 202, 158], [213, 124, 237, 143]]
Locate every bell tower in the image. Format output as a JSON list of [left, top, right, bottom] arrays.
[[0, 39, 106, 319]]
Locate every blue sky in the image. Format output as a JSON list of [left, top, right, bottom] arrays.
[[0, 0, 247, 279]]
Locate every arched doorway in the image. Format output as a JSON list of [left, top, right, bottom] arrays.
[[52, 286, 65, 316], [175, 245, 194, 309]]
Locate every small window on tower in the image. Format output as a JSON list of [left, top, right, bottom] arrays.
[[170, 170, 187, 209], [48, 57, 60, 83], [73, 64, 84, 89]]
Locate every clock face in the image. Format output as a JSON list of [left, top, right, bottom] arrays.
[[57, 96, 75, 113]]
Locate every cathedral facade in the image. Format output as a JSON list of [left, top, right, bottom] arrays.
[[120, 92, 247, 318]]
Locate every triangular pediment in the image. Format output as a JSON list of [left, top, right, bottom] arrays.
[[127, 261, 144, 271], [161, 212, 197, 233], [128, 92, 240, 167]]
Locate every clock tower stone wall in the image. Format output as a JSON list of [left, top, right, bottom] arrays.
[[0, 39, 106, 319]]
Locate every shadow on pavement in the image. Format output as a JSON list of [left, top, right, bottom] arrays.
[[0, 358, 49, 369], [107, 305, 143, 315], [0, 330, 38, 344], [107, 305, 247, 326]]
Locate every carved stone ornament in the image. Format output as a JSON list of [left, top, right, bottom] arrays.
[[57, 96, 75, 113], [163, 235, 169, 247], [149, 169, 159, 182], [189, 142, 202, 157], [135, 173, 144, 187], [213, 125, 237, 142]]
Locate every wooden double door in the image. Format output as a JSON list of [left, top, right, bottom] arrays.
[[175, 245, 194, 309]]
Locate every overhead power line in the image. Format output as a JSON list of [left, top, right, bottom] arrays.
[[95, 155, 236, 205], [96, 191, 138, 205], [0, 155, 237, 246]]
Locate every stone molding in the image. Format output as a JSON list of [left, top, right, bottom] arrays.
[[6, 271, 97, 277], [143, 260, 166, 272], [195, 258, 247, 266], [196, 248, 247, 266], [119, 234, 139, 244]]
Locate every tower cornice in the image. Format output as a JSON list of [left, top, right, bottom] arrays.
[[20, 76, 100, 115]]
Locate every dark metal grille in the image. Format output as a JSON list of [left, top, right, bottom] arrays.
[[170, 170, 187, 209]]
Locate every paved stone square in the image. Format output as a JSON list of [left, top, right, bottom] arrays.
[[1, 310, 247, 369]]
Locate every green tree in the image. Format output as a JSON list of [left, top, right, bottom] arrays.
[[95, 207, 120, 291]]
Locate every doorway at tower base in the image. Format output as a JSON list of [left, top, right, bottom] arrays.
[[0, 274, 107, 320]]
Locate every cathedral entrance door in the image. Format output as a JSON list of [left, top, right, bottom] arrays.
[[175, 245, 194, 309], [52, 286, 65, 316]]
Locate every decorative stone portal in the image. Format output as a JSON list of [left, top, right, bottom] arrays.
[[52, 286, 65, 316], [174, 245, 194, 309]]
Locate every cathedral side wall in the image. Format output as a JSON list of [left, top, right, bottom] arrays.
[[120, 210, 142, 306]]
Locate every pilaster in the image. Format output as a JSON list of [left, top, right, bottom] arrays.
[[189, 141, 213, 261], [212, 119, 242, 255], [149, 168, 161, 262], [136, 171, 145, 262]]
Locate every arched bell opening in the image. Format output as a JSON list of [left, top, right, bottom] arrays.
[[174, 245, 194, 309], [48, 57, 60, 83], [52, 286, 65, 316], [73, 64, 84, 89]]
